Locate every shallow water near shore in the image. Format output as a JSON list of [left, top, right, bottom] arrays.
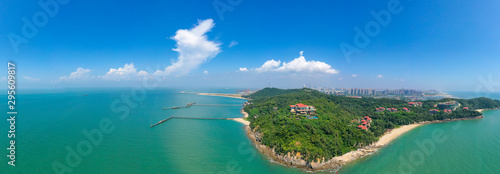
[[1, 89, 499, 173]]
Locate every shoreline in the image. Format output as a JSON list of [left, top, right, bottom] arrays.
[[437, 92, 457, 99], [199, 92, 500, 172], [189, 92, 249, 123], [244, 115, 487, 172], [228, 109, 250, 125], [476, 107, 500, 113], [194, 92, 248, 100]]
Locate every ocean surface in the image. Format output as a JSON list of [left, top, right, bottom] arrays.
[[1, 89, 499, 174]]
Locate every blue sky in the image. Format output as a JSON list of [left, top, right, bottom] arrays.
[[1, 0, 500, 91]]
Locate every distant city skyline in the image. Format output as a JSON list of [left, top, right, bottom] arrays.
[[2, 0, 500, 92], [317, 87, 424, 95]]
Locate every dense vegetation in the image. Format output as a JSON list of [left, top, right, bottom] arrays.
[[243, 88, 304, 100], [244, 88, 500, 162], [457, 97, 500, 110]]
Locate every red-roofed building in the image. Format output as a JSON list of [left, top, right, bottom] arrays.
[[429, 109, 439, 114], [463, 107, 469, 110], [362, 117, 372, 127], [376, 107, 387, 112], [357, 116, 372, 129], [387, 108, 398, 112], [403, 108, 410, 112], [290, 103, 316, 115], [409, 102, 423, 107], [364, 116, 372, 122], [357, 125, 368, 130]]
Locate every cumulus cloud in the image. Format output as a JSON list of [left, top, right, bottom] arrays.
[[239, 67, 248, 72], [228, 41, 238, 48], [254, 51, 338, 74], [376, 75, 383, 78], [352, 74, 358, 77], [255, 59, 281, 73], [59, 67, 92, 81], [154, 19, 221, 76], [204, 70, 209, 74], [23, 76, 41, 81], [101, 63, 149, 81]]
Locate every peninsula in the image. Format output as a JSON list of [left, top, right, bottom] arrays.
[[194, 92, 247, 99], [240, 88, 500, 171]]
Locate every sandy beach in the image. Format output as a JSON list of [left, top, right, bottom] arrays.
[[476, 107, 500, 113], [229, 109, 250, 125], [374, 124, 423, 147], [195, 92, 250, 125], [195, 92, 247, 99], [313, 123, 424, 168], [437, 92, 457, 99]]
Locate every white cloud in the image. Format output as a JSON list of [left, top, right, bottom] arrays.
[[352, 74, 358, 77], [228, 41, 238, 48], [59, 67, 92, 81], [154, 19, 221, 76], [255, 59, 281, 73], [204, 70, 209, 74], [239, 67, 248, 72], [23, 75, 41, 81], [255, 51, 338, 74], [101, 63, 149, 81], [376, 75, 383, 78]]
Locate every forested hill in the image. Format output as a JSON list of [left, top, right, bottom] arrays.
[[456, 97, 500, 110], [244, 88, 500, 162], [243, 88, 304, 99]]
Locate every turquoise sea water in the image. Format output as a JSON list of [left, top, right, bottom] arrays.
[[0, 88, 305, 174], [1, 89, 499, 173]]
